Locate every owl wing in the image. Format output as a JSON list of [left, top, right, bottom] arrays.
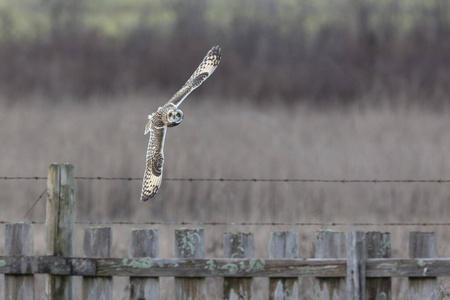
[[167, 45, 222, 108], [140, 122, 167, 202]]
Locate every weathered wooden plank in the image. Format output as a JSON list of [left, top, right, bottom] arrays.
[[129, 229, 159, 300], [269, 231, 299, 300], [223, 232, 254, 300], [315, 230, 346, 300], [366, 258, 450, 277], [5, 223, 34, 300], [408, 232, 437, 300], [347, 231, 366, 300], [82, 227, 113, 300], [46, 163, 75, 300], [0, 256, 343, 276], [174, 228, 206, 300], [3, 256, 450, 277], [89, 258, 344, 277], [0, 256, 95, 275], [366, 232, 391, 300]]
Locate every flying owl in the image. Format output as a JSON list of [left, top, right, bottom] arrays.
[[140, 45, 222, 202]]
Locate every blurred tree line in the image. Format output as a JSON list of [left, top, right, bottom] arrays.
[[0, 0, 449, 106]]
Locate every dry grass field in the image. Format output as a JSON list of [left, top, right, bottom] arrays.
[[1, 94, 450, 298]]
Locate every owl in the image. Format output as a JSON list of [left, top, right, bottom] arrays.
[[140, 45, 222, 202]]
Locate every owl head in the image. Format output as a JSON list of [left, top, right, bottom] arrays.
[[166, 107, 184, 127]]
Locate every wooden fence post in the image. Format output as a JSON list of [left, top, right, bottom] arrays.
[[129, 229, 159, 300], [223, 232, 254, 300], [366, 232, 391, 300], [347, 231, 366, 300], [268, 231, 299, 300], [174, 228, 206, 300], [315, 230, 346, 300], [46, 163, 75, 300], [5, 223, 34, 300], [408, 232, 437, 300], [82, 227, 113, 299]]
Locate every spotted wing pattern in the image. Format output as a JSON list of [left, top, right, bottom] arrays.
[[167, 45, 222, 108], [140, 123, 167, 202]]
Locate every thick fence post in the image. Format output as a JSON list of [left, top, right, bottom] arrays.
[[347, 231, 366, 300], [408, 232, 437, 300], [82, 227, 113, 299], [174, 228, 206, 300], [315, 231, 346, 300], [223, 232, 254, 300], [366, 232, 391, 300], [46, 163, 75, 300], [5, 223, 34, 300], [129, 229, 159, 300], [269, 231, 299, 300]]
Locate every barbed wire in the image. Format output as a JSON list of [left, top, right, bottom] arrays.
[[23, 188, 47, 218], [10, 176, 450, 219], [3, 220, 450, 227], [0, 176, 46, 180], [1, 176, 450, 183]]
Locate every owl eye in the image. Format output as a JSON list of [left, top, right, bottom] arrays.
[[176, 112, 181, 118], [169, 112, 173, 117]]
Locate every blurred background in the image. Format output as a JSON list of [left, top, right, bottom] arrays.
[[1, 0, 450, 298], [0, 0, 449, 104]]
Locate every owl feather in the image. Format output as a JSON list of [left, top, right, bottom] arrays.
[[167, 45, 222, 108]]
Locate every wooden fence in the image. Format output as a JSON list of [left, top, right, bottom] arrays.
[[0, 164, 447, 299]]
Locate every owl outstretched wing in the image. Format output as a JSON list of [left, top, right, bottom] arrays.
[[167, 45, 222, 108], [140, 123, 167, 202]]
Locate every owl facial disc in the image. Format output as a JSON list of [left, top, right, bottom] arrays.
[[167, 108, 183, 127]]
